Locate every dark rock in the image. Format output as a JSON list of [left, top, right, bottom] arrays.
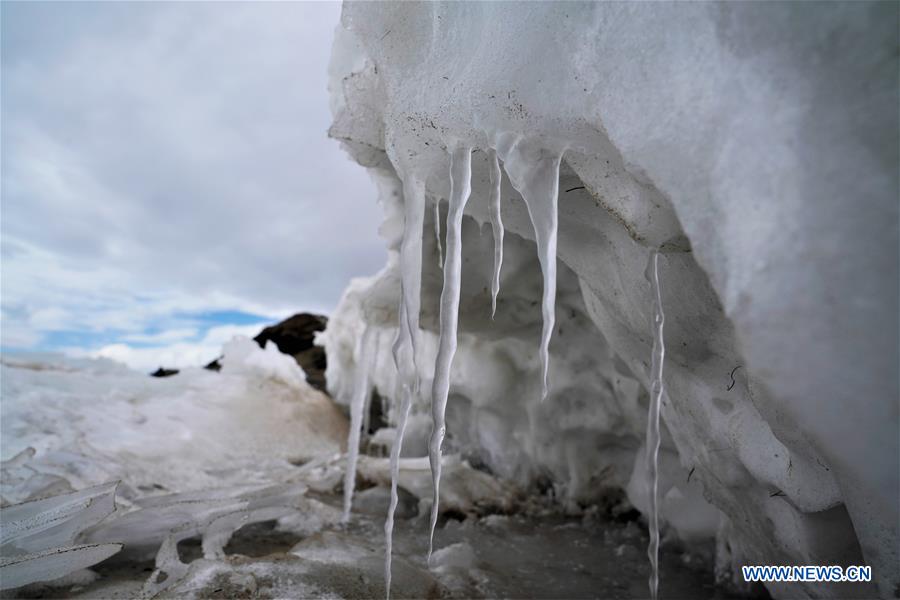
[[150, 367, 179, 378], [253, 313, 329, 391], [204, 358, 222, 372]]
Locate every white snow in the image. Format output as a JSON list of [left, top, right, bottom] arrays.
[[0, 342, 349, 592], [220, 336, 308, 389]]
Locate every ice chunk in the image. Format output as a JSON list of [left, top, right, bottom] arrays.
[[0, 543, 122, 590], [429, 541, 476, 573], [0, 482, 120, 590], [1, 482, 118, 556], [357, 454, 515, 516]]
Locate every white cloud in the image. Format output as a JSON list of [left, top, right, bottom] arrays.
[[1, 2, 386, 352], [81, 323, 268, 372]]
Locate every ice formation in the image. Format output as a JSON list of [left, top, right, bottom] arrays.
[[396, 175, 426, 376], [323, 2, 898, 598], [645, 249, 665, 600], [427, 145, 472, 559], [343, 326, 373, 521], [86, 482, 313, 596], [0, 482, 122, 590], [494, 136, 561, 400], [382, 377, 410, 599]]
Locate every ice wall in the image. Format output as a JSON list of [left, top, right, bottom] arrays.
[[321, 2, 899, 597]]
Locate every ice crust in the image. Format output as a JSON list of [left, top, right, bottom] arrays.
[[0, 482, 122, 590], [323, 2, 898, 597]]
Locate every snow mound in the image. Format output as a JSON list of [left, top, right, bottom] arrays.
[[221, 336, 308, 389]]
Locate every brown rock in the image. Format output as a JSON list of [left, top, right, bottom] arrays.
[[253, 313, 329, 391]]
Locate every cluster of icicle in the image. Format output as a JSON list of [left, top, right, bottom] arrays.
[[339, 134, 666, 600]]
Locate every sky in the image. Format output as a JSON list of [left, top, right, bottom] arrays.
[[0, 1, 386, 371]]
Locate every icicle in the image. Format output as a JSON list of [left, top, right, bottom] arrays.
[[397, 176, 426, 386], [384, 302, 409, 600], [427, 145, 473, 560], [362, 376, 373, 437], [342, 325, 374, 522], [383, 379, 412, 600], [384, 174, 427, 598], [496, 137, 561, 400], [434, 199, 443, 269], [488, 149, 503, 319], [645, 249, 665, 600]]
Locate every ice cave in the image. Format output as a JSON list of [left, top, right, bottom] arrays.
[[1, 2, 897, 599]]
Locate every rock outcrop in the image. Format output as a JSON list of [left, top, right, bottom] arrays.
[[204, 313, 329, 391], [255, 313, 329, 391]]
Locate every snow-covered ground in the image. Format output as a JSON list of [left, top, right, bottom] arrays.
[[0, 341, 347, 594], [2, 339, 346, 501], [1, 342, 717, 598]]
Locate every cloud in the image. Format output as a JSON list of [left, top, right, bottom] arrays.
[[0, 3, 386, 357], [66, 323, 268, 372]]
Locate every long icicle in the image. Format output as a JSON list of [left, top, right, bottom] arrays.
[[342, 325, 373, 522], [384, 175, 426, 598], [645, 248, 665, 600], [498, 139, 561, 400], [427, 145, 472, 560], [384, 306, 413, 600], [488, 149, 503, 319], [384, 386, 411, 599]]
